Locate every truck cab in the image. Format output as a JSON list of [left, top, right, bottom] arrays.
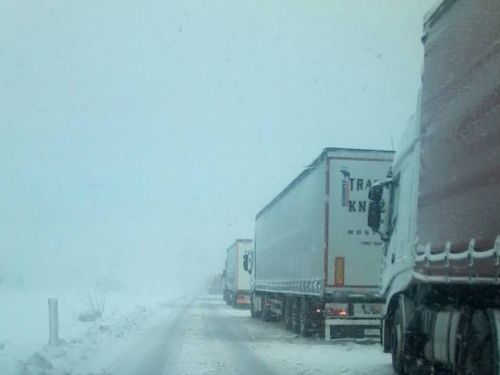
[[373, 110, 421, 297], [368, 112, 421, 355]]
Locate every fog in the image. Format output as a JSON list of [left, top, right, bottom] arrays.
[[0, 1, 434, 294]]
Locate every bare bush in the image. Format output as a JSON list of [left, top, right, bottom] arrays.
[[78, 284, 110, 322]]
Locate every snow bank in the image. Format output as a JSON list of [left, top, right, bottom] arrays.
[[259, 339, 393, 375], [228, 308, 393, 375], [0, 288, 177, 375]]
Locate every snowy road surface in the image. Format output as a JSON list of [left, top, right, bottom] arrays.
[[106, 296, 393, 375]]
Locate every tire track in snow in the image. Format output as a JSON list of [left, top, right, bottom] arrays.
[[105, 302, 190, 375], [167, 300, 230, 375], [200, 298, 279, 375]]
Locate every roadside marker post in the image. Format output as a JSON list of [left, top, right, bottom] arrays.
[[48, 298, 59, 346]]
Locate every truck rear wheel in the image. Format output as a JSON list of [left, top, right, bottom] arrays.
[[250, 295, 256, 318], [261, 295, 271, 322], [391, 308, 406, 374], [292, 298, 301, 334], [299, 298, 311, 337], [252, 293, 262, 319], [284, 298, 293, 330], [458, 310, 498, 375]]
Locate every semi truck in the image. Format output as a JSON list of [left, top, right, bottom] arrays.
[[246, 148, 394, 339], [367, 0, 500, 373], [208, 274, 224, 295], [223, 239, 253, 308]]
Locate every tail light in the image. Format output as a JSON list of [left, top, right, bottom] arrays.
[[328, 308, 348, 316], [325, 303, 349, 317]]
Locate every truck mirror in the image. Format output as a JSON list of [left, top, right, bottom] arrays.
[[243, 254, 249, 272], [368, 201, 382, 231], [368, 185, 384, 202]]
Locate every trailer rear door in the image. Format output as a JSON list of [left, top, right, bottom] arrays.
[[327, 150, 394, 289]]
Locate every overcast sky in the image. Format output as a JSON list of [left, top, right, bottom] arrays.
[[0, 0, 435, 292]]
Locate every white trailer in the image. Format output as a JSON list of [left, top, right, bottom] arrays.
[[247, 148, 394, 339], [223, 239, 252, 308]]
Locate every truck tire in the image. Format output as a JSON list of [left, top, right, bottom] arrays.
[[260, 296, 266, 321], [284, 298, 293, 331], [250, 295, 256, 318], [262, 295, 271, 322], [458, 310, 497, 375], [391, 307, 406, 374], [299, 298, 311, 337], [232, 293, 237, 308], [253, 294, 262, 319], [292, 298, 301, 334]]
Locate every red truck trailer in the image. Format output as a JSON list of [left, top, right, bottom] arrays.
[[368, 0, 500, 373]]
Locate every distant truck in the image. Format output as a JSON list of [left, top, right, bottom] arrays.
[[223, 239, 253, 307], [208, 274, 223, 295], [246, 148, 394, 339], [367, 0, 500, 373]]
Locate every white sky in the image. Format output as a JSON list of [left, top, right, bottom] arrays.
[[0, 0, 435, 292]]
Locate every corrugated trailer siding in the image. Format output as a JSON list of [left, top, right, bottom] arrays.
[[255, 157, 326, 289], [327, 150, 394, 289], [418, 0, 500, 251]]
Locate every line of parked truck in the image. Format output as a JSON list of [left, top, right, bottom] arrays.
[[218, 0, 500, 373]]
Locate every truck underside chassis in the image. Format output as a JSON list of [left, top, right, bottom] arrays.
[[224, 289, 250, 309], [324, 302, 382, 340], [251, 293, 323, 336], [384, 285, 500, 375], [250, 293, 382, 339]]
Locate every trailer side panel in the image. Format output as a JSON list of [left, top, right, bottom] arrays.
[[254, 157, 326, 294], [225, 242, 237, 292], [418, 0, 500, 252]]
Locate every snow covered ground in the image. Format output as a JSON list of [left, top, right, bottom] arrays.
[[0, 287, 179, 375], [205, 299, 393, 375], [0, 293, 393, 375], [107, 296, 393, 375]]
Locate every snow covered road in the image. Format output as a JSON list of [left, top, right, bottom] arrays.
[[106, 296, 393, 375]]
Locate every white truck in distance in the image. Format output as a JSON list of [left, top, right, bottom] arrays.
[[246, 148, 394, 339], [223, 239, 252, 308], [367, 0, 500, 373]]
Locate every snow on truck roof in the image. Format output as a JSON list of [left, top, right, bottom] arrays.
[[423, 0, 456, 28], [255, 147, 394, 220], [225, 239, 252, 253]]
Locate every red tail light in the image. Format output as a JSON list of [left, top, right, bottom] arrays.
[[327, 308, 347, 316]]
